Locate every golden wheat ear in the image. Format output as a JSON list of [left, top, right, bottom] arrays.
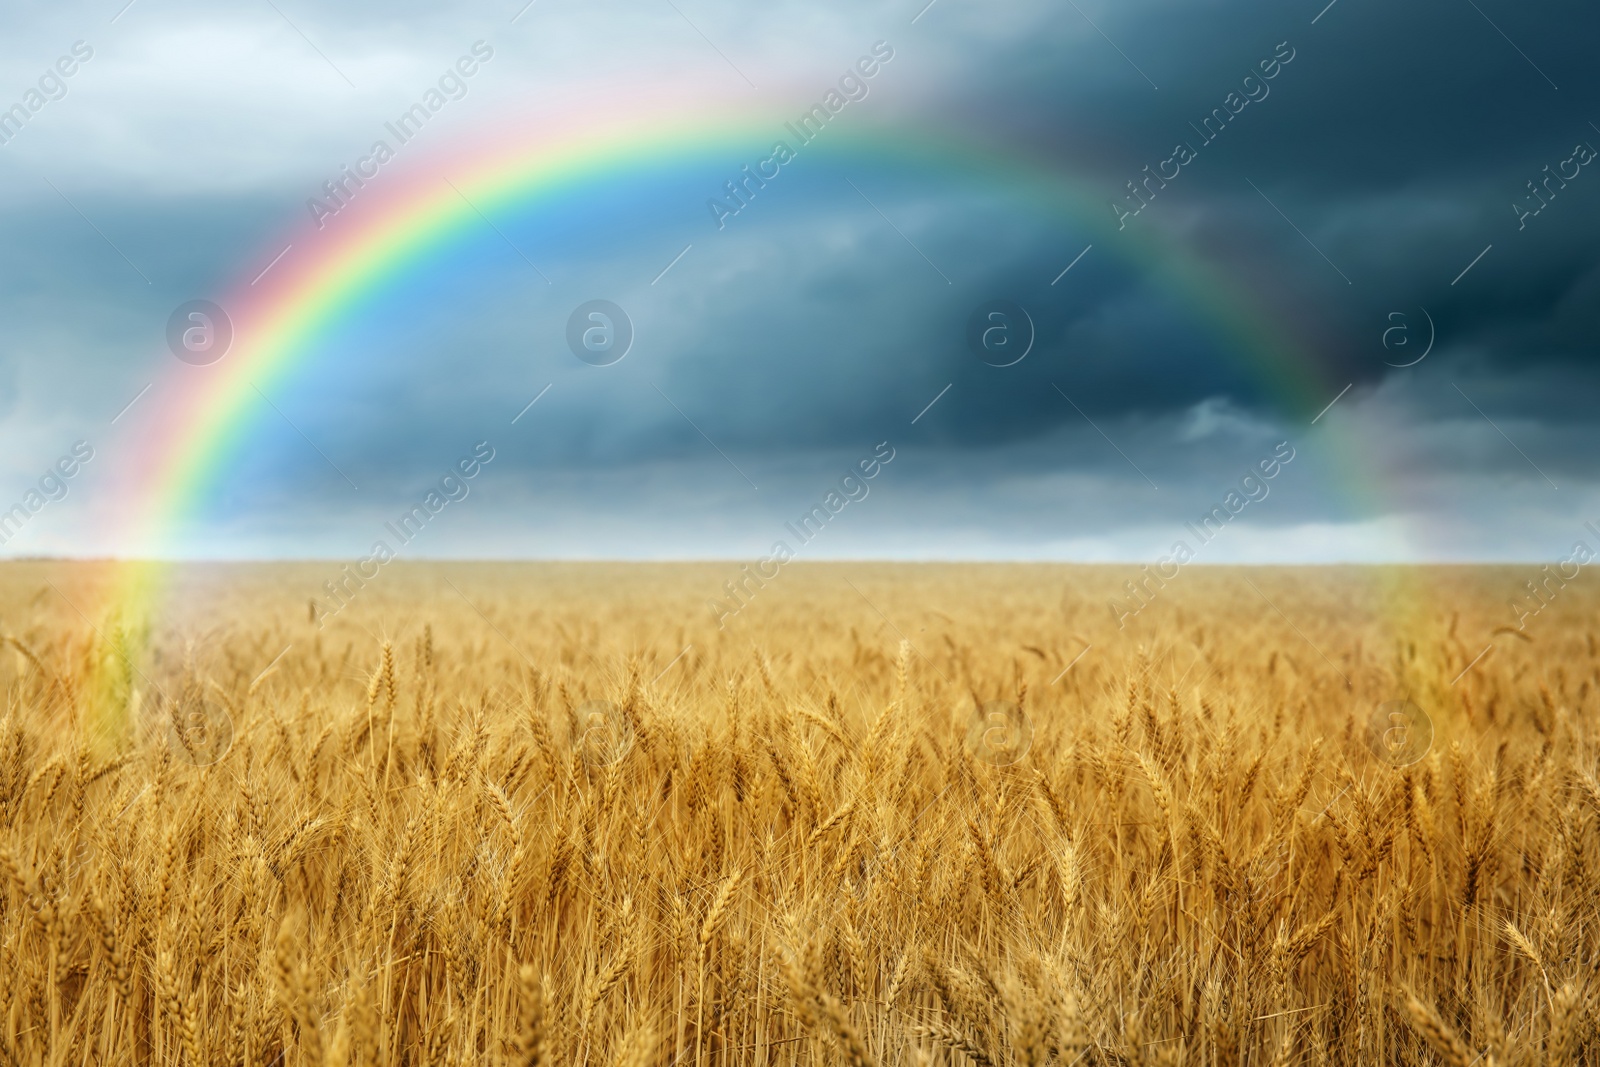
[[512, 963, 547, 1067], [1397, 989, 1476, 1067]]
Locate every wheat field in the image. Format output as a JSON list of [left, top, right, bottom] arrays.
[[0, 561, 1596, 1066]]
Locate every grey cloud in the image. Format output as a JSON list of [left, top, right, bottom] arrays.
[[0, 0, 1595, 559]]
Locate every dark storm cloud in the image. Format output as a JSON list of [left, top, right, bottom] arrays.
[[914, 0, 1600, 414], [0, 0, 1594, 558]]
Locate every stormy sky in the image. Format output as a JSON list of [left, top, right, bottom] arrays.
[[0, 0, 1595, 562]]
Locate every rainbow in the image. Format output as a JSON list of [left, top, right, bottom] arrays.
[[100, 92, 1425, 691]]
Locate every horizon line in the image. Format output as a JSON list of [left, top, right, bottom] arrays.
[[0, 555, 1552, 568]]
